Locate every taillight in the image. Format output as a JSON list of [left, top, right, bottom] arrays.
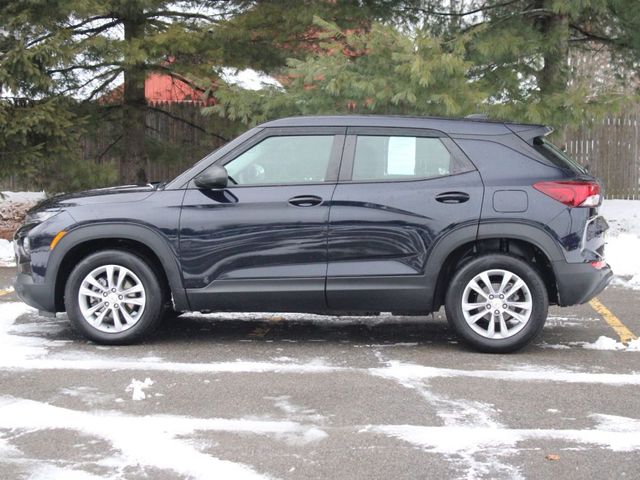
[[533, 180, 601, 207]]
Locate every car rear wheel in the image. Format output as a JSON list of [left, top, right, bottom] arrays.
[[445, 254, 548, 353], [64, 250, 165, 344]]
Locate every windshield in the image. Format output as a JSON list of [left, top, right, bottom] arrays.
[[533, 137, 588, 175]]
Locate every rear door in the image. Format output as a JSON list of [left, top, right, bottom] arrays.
[[326, 127, 483, 311], [180, 126, 345, 311]]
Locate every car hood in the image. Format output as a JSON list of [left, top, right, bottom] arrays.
[[29, 184, 158, 213]]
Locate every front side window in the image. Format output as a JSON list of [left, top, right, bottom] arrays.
[[351, 135, 458, 181], [224, 135, 334, 185]]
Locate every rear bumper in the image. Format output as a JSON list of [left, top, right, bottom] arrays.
[[554, 261, 613, 306], [14, 273, 56, 313]]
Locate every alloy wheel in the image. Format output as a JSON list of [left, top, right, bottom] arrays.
[[460, 268, 533, 340], [77, 264, 146, 333]]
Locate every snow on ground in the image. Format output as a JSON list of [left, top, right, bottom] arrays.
[[600, 199, 640, 289], [0, 191, 45, 265], [0, 191, 45, 204], [0, 396, 327, 479], [25, 464, 105, 480], [366, 353, 640, 478], [576, 335, 640, 352], [2, 300, 640, 477], [369, 360, 640, 386], [366, 413, 640, 457], [125, 377, 154, 401], [2, 303, 640, 385], [0, 240, 14, 267]]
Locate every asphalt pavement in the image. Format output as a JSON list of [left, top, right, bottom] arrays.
[[0, 266, 639, 479]]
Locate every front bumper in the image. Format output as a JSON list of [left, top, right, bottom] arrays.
[[554, 261, 613, 306], [14, 273, 56, 314]]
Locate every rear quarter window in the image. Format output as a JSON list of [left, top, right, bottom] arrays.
[[532, 137, 587, 174]]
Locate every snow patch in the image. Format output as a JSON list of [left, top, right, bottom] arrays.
[[186, 310, 422, 326], [0, 435, 20, 457], [371, 355, 521, 478], [577, 335, 640, 352], [0, 191, 46, 204], [267, 395, 326, 424], [27, 464, 104, 480], [606, 234, 640, 280], [59, 386, 117, 406], [600, 199, 640, 289], [537, 342, 571, 350], [370, 360, 640, 386], [0, 239, 15, 267], [366, 413, 640, 456], [126, 378, 154, 401], [0, 396, 327, 479], [0, 302, 53, 361], [545, 315, 599, 327]]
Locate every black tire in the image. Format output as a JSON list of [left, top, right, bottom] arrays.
[[64, 250, 165, 345], [445, 254, 548, 353]]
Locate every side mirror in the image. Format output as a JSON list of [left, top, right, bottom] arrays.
[[194, 165, 228, 189]]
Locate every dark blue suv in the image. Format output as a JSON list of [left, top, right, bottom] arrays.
[[13, 115, 612, 352]]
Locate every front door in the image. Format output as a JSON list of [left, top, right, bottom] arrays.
[[180, 127, 345, 311], [326, 127, 483, 311]]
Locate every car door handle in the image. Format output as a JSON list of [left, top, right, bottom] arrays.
[[435, 191, 470, 204], [288, 195, 323, 207]]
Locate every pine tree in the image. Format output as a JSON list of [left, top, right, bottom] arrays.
[[1, 0, 243, 185], [212, 1, 640, 128], [1, 0, 426, 186]]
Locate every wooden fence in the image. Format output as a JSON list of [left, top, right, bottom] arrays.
[[564, 109, 640, 199], [2, 105, 640, 199], [0, 102, 236, 192]]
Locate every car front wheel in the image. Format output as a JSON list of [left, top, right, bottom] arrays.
[[64, 250, 165, 344], [445, 254, 548, 353]]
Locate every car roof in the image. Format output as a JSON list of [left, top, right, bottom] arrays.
[[259, 115, 548, 137]]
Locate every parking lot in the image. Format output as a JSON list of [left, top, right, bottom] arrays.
[[1, 265, 639, 479]]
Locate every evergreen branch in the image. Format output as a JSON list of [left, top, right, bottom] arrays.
[[147, 105, 228, 142], [56, 67, 121, 95], [26, 14, 116, 47], [410, 0, 524, 17], [568, 23, 626, 48], [96, 134, 122, 162], [458, 5, 556, 34], [145, 10, 221, 23], [48, 63, 118, 75], [85, 69, 123, 101], [147, 65, 210, 94], [73, 19, 122, 36], [147, 18, 171, 29]]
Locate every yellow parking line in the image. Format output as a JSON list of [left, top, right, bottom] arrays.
[[589, 298, 638, 344], [0, 289, 13, 297]]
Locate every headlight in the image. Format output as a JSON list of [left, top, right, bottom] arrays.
[[25, 210, 60, 225]]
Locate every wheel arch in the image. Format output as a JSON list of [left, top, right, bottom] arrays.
[[428, 222, 562, 311], [47, 223, 189, 312]]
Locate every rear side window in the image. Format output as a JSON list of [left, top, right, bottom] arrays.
[[533, 137, 587, 174], [352, 136, 468, 181]]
